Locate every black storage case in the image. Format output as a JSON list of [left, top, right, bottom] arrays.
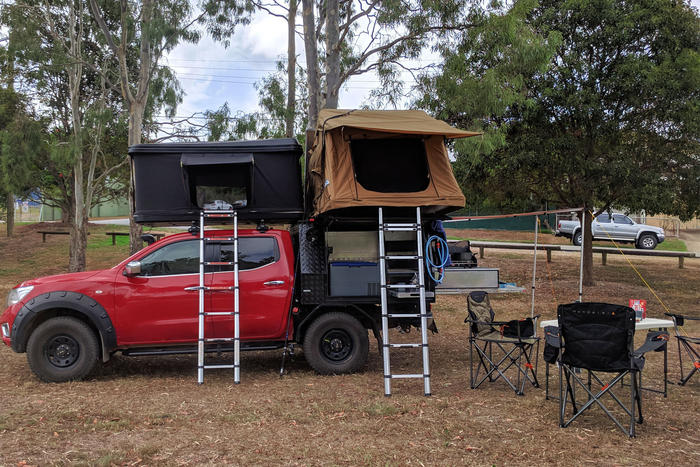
[[129, 139, 304, 224]]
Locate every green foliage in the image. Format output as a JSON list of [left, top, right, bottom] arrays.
[[0, 87, 44, 197], [203, 61, 309, 142], [423, 0, 700, 221]]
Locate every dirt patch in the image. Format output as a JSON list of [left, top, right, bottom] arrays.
[[0, 225, 698, 465]]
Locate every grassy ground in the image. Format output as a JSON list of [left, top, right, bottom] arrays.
[[0, 223, 698, 465], [446, 228, 688, 251]]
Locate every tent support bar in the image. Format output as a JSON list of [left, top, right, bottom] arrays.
[[531, 215, 538, 324]]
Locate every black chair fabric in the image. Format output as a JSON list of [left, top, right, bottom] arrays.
[[558, 302, 635, 372]]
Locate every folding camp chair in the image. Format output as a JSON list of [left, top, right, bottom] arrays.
[[557, 302, 664, 438], [665, 313, 700, 386], [465, 291, 539, 396]]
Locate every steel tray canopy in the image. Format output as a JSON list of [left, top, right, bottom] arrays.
[[129, 139, 303, 224]]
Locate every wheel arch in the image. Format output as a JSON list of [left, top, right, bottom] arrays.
[[295, 303, 379, 346], [635, 230, 659, 242], [11, 291, 117, 362]]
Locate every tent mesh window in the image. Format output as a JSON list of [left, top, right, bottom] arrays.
[[189, 166, 250, 210], [350, 138, 430, 193]]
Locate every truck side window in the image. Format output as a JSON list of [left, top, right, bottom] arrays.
[[139, 240, 199, 276], [613, 214, 633, 225], [596, 214, 610, 223], [219, 237, 279, 271]]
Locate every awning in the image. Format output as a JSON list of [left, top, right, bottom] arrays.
[[316, 109, 481, 139], [180, 153, 254, 166]]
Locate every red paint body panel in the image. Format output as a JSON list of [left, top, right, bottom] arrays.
[[0, 230, 295, 350]]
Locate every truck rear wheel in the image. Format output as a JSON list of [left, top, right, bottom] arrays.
[[26, 316, 99, 383], [303, 312, 369, 375]]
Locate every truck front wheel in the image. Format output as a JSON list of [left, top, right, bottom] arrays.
[[26, 316, 99, 382], [303, 312, 369, 375], [636, 233, 658, 250]]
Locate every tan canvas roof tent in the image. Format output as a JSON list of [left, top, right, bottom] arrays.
[[307, 109, 480, 217]]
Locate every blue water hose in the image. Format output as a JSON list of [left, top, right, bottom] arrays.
[[425, 235, 450, 284]]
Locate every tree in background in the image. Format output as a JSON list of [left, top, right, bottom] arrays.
[[88, 0, 200, 254], [423, 0, 700, 285], [2, 0, 130, 270], [0, 87, 44, 237]]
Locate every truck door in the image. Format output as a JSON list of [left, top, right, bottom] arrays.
[[612, 214, 637, 241], [208, 234, 293, 341], [593, 213, 612, 239], [114, 239, 214, 345]]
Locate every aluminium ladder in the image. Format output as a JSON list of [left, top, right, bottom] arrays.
[[194, 209, 241, 384], [378, 207, 431, 396]]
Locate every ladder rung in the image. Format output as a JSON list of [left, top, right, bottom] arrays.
[[204, 261, 235, 266], [205, 286, 236, 291], [203, 364, 237, 370], [387, 343, 424, 348], [385, 313, 423, 318], [204, 237, 236, 242], [384, 255, 421, 260], [383, 223, 418, 228], [384, 284, 422, 289], [204, 338, 237, 342], [384, 227, 418, 232], [204, 311, 236, 316], [387, 374, 424, 379]]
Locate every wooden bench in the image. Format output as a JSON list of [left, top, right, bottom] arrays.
[[37, 231, 70, 242], [106, 231, 166, 245], [468, 240, 698, 269]]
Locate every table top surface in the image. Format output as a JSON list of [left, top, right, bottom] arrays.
[[540, 317, 674, 330]]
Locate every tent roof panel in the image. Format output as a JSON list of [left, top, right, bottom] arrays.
[[316, 109, 481, 139]]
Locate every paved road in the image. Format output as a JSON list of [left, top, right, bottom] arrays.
[[679, 230, 700, 253]]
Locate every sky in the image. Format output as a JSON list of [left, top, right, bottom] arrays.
[[163, 1, 700, 128]]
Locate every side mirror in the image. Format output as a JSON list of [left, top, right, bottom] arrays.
[[124, 261, 142, 277]]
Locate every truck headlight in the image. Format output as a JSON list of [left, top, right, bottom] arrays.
[[7, 286, 33, 307]]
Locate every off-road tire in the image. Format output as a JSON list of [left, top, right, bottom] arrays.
[[26, 316, 99, 382], [573, 231, 582, 246], [636, 233, 658, 250], [303, 312, 369, 375]]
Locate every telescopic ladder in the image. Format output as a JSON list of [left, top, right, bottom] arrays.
[[195, 209, 240, 384], [378, 206, 431, 396]]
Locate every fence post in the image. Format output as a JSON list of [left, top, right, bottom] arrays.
[[601, 252, 607, 266]]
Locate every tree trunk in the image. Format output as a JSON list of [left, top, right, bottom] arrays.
[[286, 0, 297, 138], [324, 0, 340, 109], [127, 103, 145, 254], [302, 0, 320, 130], [67, 0, 85, 273], [69, 206, 88, 272], [5, 193, 14, 237], [582, 209, 594, 286]]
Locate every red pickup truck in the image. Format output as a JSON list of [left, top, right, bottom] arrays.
[[1, 227, 376, 382]]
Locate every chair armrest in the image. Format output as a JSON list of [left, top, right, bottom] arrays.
[[634, 331, 670, 356]]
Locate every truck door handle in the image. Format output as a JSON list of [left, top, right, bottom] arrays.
[[184, 286, 201, 291], [264, 280, 285, 286]]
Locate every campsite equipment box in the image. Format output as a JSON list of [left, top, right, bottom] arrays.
[[129, 139, 303, 224]]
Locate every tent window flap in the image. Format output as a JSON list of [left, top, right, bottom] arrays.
[[350, 138, 430, 193], [181, 153, 254, 210]]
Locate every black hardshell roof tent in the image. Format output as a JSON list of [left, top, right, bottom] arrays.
[[129, 139, 303, 224]]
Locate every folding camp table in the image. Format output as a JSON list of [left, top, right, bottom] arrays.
[[540, 317, 674, 397]]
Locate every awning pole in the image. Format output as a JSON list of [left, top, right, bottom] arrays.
[[578, 208, 585, 302], [530, 215, 538, 321]]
